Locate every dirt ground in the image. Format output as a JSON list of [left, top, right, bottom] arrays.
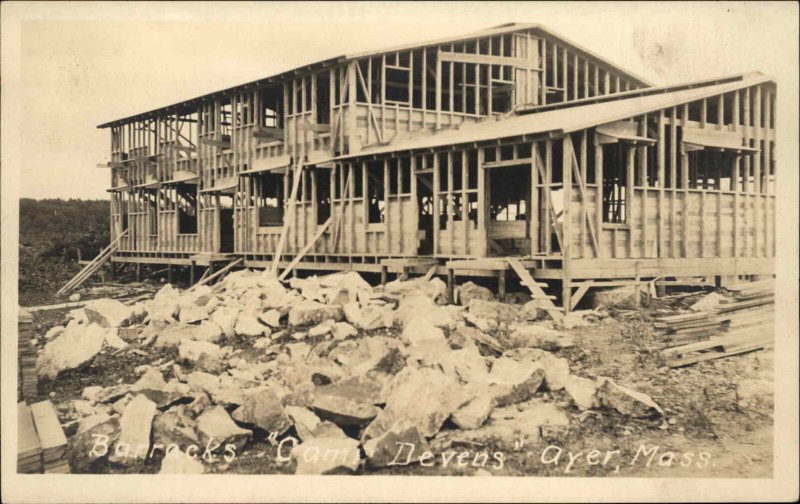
[[28, 295, 774, 478]]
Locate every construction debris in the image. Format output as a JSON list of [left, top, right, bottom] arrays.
[[659, 280, 774, 367], [24, 268, 681, 475]]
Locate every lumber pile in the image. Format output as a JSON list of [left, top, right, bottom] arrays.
[[17, 400, 70, 474], [17, 403, 43, 473], [659, 280, 774, 367], [18, 308, 38, 401]]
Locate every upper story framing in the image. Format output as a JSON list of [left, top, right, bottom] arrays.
[[99, 23, 652, 193]]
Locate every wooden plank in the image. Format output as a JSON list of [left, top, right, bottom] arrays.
[[507, 258, 564, 319], [271, 163, 305, 271], [191, 258, 243, 289], [278, 217, 333, 281], [30, 400, 68, 459], [439, 51, 539, 70]]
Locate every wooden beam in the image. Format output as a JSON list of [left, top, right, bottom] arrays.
[[438, 51, 540, 70], [278, 217, 333, 281]]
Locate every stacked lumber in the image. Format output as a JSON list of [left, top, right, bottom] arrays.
[[654, 311, 722, 347], [17, 403, 43, 474], [30, 400, 70, 473], [660, 280, 774, 367], [17, 401, 71, 474], [18, 308, 38, 400]]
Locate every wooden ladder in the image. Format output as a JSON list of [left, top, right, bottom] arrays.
[[506, 257, 564, 320], [57, 230, 128, 295]]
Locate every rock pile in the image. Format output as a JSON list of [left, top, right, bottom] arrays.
[[40, 268, 662, 474]]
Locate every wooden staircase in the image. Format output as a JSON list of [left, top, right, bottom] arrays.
[[57, 230, 128, 295], [506, 258, 564, 320]]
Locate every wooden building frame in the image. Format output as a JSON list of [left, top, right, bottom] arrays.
[[98, 24, 776, 310]]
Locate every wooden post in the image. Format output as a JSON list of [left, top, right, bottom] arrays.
[[497, 269, 506, 301], [380, 265, 388, 286], [447, 268, 455, 304], [167, 263, 173, 284], [562, 136, 573, 312], [190, 260, 196, 285], [135, 263, 141, 282]]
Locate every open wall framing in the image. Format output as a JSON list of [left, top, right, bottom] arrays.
[[98, 24, 775, 310]]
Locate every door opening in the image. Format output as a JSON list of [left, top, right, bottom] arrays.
[[416, 172, 434, 255], [487, 165, 530, 256], [218, 195, 234, 253]]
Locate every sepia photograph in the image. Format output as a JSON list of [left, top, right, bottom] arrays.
[[2, 1, 798, 502]]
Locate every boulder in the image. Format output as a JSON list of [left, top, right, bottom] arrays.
[[503, 348, 571, 391], [108, 395, 157, 465], [69, 293, 81, 302], [363, 419, 430, 467], [451, 392, 493, 430], [564, 376, 599, 410], [291, 437, 361, 475], [104, 329, 129, 350], [342, 302, 362, 326], [153, 408, 199, 448], [595, 377, 663, 418], [312, 394, 379, 428], [401, 318, 450, 357], [467, 299, 522, 326], [520, 299, 550, 321], [37, 323, 107, 379], [458, 281, 494, 306], [211, 306, 240, 337], [590, 286, 642, 310], [488, 358, 546, 407], [507, 325, 575, 350], [557, 312, 591, 329], [178, 339, 223, 363], [84, 299, 134, 328], [394, 290, 458, 329], [151, 284, 181, 321], [288, 300, 344, 327], [235, 314, 267, 337], [366, 367, 466, 439], [285, 406, 347, 441], [452, 325, 504, 353], [159, 448, 204, 474], [68, 414, 120, 472], [154, 323, 201, 348], [231, 388, 292, 435], [82, 386, 104, 403], [44, 326, 65, 340], [196, 406, 251, 450], [489, 400, 569, 443], [178, 304, 209, 324], [308, 319, 335, 338], [357, 305, 394, 331], [258, 309, 282, 328], [332, 321, 358, 340]]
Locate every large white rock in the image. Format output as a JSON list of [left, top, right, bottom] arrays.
[[564, 375, 599, 410], [178, 339, 223, 363], [108, 394, 157, 465], [508, 324, 575, 350], [196, 406, 251, 450], [288, 300, 344, 327], [84, 299, 134, 328], [235, 314, 267, 337], [178, 304, 209, 324], [595, 377, 663, 418], [37, 323, 107, 379], [367, 367, 466, 439], [211, 306, 240, 337], [291, 437, 361, 474], [451, 392, 493, 430], [159, 448, 205, 474], [150, 284, 181, 321], [258, 309, 282, 328]]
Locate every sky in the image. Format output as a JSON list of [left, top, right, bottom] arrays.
[[9, 1, 799, 200]]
